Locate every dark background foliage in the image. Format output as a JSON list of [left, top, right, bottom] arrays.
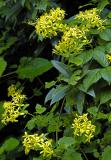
[[0, 0, 111, 160]]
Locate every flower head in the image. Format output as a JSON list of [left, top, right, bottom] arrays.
[[35, 7, 67, 39], [72, 114, 96, 142], [53, 26, 89, 58], [22, 132, 44, 155], [76, 8, 105, 31], [22, 132, 54, 158], [2, 85, 27, 125]]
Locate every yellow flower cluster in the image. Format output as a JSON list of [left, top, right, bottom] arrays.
[[72, 114, 96, 142], [106, 54, 111, 63], [22, 132, 54, 158], [35, 7, 67, 38], [53, 26, 89, 58], [2, 85, 27, 125], [76, 8, 105, 31]]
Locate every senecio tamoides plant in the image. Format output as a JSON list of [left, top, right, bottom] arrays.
[[22, 132, 54, 158], [35, 8, 105, 59], [1, 84, 28, 125]]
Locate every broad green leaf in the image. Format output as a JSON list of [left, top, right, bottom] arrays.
[[99, 29, 111, 41], [2, 137, 19, 151], [37, 0, 48, 11], [69, 56, 83, 65], [50, 85, 70, 105], [98, 0, 109, 11], [51, 60, 71, 78], [45, 88, 55, 103], [63, 148, 83, 160], [78, 49, 93, 64], [75, 91, 85, 114], [0, 57, 7, 76], [58, 137, 74, 149], [101, 66, 111, 83], [82, 69, 101, 91], [93, 46, 108, 67], [68, 70, 81, 85], [102, 146, 111, 160], [87, 106, 98, 117], [100, 89, 111, 104], [35, 104, 46, 114], [26, 118, 36, 130], [17, 57, 52, 80]]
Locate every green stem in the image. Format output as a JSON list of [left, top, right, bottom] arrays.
[[0, 71, 16, 78]]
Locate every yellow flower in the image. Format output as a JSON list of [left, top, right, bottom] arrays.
[[22, 132, 54, 158], [1, 101, 25, 125], [53, 26, 89, 58], [106, 54, 111, 63], [2, 85, 27, 125], [22, 132, 44, 155], [76, 8, 105, 31], [72, 114, 96, 142], [40, 139, 54, 158], [35, 7, 67, 38]]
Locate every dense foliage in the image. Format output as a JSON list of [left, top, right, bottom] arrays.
[[0, 0, 111, 160]]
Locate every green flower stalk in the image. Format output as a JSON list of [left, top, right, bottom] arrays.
[[2, 85, 27, 125], [35, 7, 67, 39], [22, 132, 54, 158], [75, 8, 105, 31], [72, 114, 96, 142]]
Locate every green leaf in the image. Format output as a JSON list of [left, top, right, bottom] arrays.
[[99, 29, 111, 41], [51, 60, 71, 78], [45, 81, 56, 89], [58, 137, 74, 149], [78, 49, 93, 64], [93, 46, 108, 67], [50, 85, 70, 105], [26, 118, 36, 130], [0, 57, 7, 76], [75, 91, 85, 114], [98, 0, 109, 11], [69, 56, 83, 65], [87, 106, 98, 117], [100, 89, 111, 104], [45, 88, 55, 103], [63, 148, 83, 160], [17, 57, 52, 80], [2, 137, 19, 151], [101, 66, 111, 83], [82, 69, 101, 91], [35, 104, 46, 114], [37, 0, 48, 11], [68, 70, 81, 86], [102, 146, 111, 160]]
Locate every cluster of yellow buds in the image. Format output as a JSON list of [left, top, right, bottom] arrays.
[[72, 114, 96, 142], [53, 26, 89, 58], [35, 7, 67, 39], [106, 54, 111, 63], [1, 84, 27, 125], [76, 8, 105, 31], [22, 132, 54, 158]]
